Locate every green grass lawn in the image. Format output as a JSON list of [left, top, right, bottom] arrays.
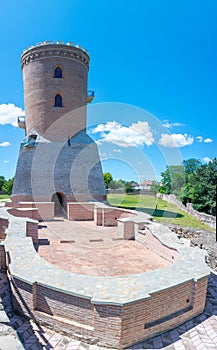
[[0, 194, 10, 201], [107, 193, 212, 230]]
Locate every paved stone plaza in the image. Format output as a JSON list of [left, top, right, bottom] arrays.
[[0, 270, 217, 349], [37, 220, 170, 276]]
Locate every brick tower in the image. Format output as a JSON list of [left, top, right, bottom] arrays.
[[12, 41, 106, 211]]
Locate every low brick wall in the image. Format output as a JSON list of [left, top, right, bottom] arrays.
[[4, 200, 13, 207], [93, 304, 122, 347], [136, 228, 179, 262], [119, 277, 208, 347], [0, 244, 6, 272], [1, 205, 210, 348], [26, 222, 38, 244], [8, 208, 39, 220], [11, 195, 52, 207], [11, 276, 34, 317], [67, 203, 94, 221], [35, 283, 94, 327], [94, 206, 133, 227], [18, 202, 54, 221], [9, 272, 208, 348], [0, 218, 9, 240]]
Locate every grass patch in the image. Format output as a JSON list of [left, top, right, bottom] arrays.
[[107, 193, 212, 230], [0, 194, 10, 201]]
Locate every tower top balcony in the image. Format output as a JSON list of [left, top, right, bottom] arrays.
[[21, 41, 90, 70]]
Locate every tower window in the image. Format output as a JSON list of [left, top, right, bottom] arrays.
[[55, 94, 63, 107], [54, 67, 62, 78]]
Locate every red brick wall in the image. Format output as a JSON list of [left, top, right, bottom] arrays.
[[0, 244, 6, 272], [136, 228, 179, 262], [4, 200, 13, 207], [35, 203, 54, 220], [35, 283, 94, 326], [93, 304, 122, 347], [26, 221, 38, 243], [18, 202, 54, 220], [67, 203, 94, 221], [94, 207, 133, 227], [8, 208, 39, 220], [8, 273, 208, 348], [119, 277, 208, 347], [10, 277, 34, 318], [0, 218, 8, 240]]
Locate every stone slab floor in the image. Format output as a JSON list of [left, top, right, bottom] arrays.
[[37, 220, 170, 276], [0, 270, 217, 349]]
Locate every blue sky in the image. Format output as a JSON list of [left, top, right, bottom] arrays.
[[0, 0, 216, 181]]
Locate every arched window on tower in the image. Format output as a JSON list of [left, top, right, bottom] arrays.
[[54, 94, 63, 107], [54, 67, 62, 78]]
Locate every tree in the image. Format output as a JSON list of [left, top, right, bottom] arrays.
[[169, 165, 185, 197], [150, 181, 160, 195], [160, 167, 171, 194], [124, 182, 134, 194], [160, 165, 185, 197], [187, 158, 216, 215], [183, 158, 202, 179], [109, 179, 125, 189], [2, 177, 14, 195], [0, 176, 5, 192], [103, 173, 113, 189]]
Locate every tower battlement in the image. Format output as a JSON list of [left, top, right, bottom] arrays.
[[21, 41, 90, 70]]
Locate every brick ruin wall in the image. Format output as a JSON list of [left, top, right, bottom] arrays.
[[136, 228, 180, 263], [9, 273, 208, 348], [0, 205, 210, 348]]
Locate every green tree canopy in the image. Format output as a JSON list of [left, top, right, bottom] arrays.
[[2, 177, 14, 195], [109, 179, 125, 189], [160, 167, 171, 194], [124, 181, 134, 194], [187, 158, 216, 215], [183, 158, 202, 179], [160, 165, 185, 197], [0, 176, 5, 192], [103, 172, 113, 189], [150, 181, 160, 195]]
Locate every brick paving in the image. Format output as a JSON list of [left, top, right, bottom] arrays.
[[0, 270, 217, 349], [37, 220, 170, 276]]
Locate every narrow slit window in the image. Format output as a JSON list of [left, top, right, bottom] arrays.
[[55, 94, 63, 107], [54, 67, 62, 78]]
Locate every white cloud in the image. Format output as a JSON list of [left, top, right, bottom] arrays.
[[3, 160, 9, 163], [91, 121, 118, 133], [0, 103, 25, 127], [99, 152, 107, 157], [95, 140, 102, 146], [158, 133, 194, 147], [91, 121, 154, 148], [204, 138, 213, 143], [0, 141, 11, 147], [162, 120, 184, 128], [113, 148, 122, 153], [196, 136, 203, 143], [203, 157, 212, 163]]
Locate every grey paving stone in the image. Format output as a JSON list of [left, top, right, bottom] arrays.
[[0, 310, 10, 323]]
